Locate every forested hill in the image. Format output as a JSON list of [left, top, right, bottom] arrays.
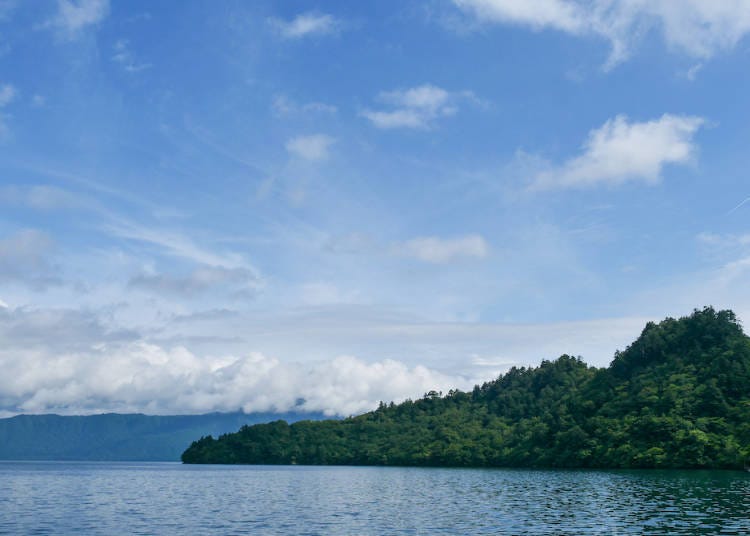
[[182, 307, 750, 469]]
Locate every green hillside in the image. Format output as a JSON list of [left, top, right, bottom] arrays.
[[182, 307, 750, 469]]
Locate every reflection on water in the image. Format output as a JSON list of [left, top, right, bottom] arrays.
[[1, 462, 749, 535]]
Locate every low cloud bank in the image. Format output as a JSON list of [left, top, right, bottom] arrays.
[[0, 337, 470, 417]]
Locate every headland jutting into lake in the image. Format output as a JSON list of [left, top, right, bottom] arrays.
[[182, 307, 750, 470]]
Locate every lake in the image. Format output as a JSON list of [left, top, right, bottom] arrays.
[[1, 461, 748, 535]]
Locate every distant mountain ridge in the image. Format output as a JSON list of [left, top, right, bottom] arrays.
[[182, 307, 750, 469], [0, 411, 325, 461]]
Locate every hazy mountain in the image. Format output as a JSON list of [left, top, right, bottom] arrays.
[[0, 411, 325, 461]]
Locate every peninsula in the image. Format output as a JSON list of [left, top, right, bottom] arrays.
[[182, 307, 750, 469]]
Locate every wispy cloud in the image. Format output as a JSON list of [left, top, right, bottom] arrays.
[[0, 82, 16, 139], [105, 220, 250, 270], [531, 114, 705, 190], [272, 95, 337, 116], [697, 232, 750, 249], [0, 306, 136, 353], [0, 83, 16, 107], [727, 197, 750, 215], [453, 0, 750, 69], [685, 62, 703, 81], [111, 39, 151, 73], [129, 266, 260, 298], [269, 12, 342, 39], [395, 235, 489, 263], [361, 84, 478, 129], [6, 162, 158, 213], [0, 184, 84, 210], [46, 0, 109, 40], [285, 134, 335, 161]]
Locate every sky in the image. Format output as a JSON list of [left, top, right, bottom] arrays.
[[1, 0, 750, 417]]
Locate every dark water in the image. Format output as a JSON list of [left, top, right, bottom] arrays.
[[1, 462, 749, 535]]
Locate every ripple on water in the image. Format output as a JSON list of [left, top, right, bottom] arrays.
[[0, 462, 749, 535]]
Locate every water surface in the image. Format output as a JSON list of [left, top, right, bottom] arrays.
[[1, 461, 748, 535]]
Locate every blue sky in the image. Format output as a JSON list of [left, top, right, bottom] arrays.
[[1, 0, 750, 416]]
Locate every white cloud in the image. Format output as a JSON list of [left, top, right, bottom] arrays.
[[453, 0, 750, 68], [395, 235, 489, 263], [382, 85, 451, 110], [0, 327, 468, 416], [648, 1, 750, 58], [269, 12, 341, 39], [0, 302, 663, 416], [455, 0, 587, 33], [285, 134, 335, 161], [532, 114, 705, 190], [48, 0, 109, 39], [362, 85, 478, 129], [0, 83, 16, 107], [361, 109, 428, 129]]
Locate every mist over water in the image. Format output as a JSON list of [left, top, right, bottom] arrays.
[[1, 462, 749, 535]]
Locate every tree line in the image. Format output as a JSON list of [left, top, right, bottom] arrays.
[[182, 307, 750, 469]]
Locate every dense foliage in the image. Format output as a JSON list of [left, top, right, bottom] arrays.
[[182, 308, 750, 469]]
